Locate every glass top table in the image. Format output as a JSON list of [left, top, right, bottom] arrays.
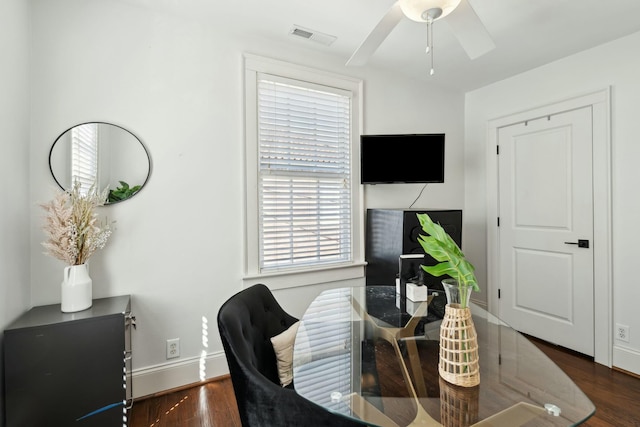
[[292, 286, 595, 427]]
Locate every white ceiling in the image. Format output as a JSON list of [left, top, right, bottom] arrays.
[[130, 0, 640, 92]]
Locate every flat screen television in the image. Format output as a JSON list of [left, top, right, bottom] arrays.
[[360, 133, 445, 184]]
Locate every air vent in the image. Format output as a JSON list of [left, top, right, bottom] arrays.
[[289, 25, 336, 47], [291, 27, 313, 39]]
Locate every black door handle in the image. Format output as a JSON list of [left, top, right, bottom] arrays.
[[564, 239, 589, 248]]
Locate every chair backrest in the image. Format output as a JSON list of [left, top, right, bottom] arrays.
[[218, 284, 368, 427], [218, 283, 297, 387]]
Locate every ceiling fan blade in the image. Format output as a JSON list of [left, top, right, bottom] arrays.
[[445, 0, 495, 59], [346, 1, 404, 67]]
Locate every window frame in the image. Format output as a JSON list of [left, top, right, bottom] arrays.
[[243, 54, 365, 289]]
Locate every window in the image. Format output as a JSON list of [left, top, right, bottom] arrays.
[[244, 55, 364, 285], [258, 78, 351, 270]]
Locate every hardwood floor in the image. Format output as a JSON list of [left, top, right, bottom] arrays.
[[129, 377, 241, 427], [129, 340, 640, 426], [528, 337, 640, 427]]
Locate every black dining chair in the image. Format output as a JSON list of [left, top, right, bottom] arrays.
[[217, 283, 367, 427]]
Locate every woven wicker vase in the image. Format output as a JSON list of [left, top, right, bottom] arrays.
[[438, 304, 480, 387]]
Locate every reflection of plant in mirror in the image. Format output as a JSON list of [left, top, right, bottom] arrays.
[[108, 181, 141, 203]]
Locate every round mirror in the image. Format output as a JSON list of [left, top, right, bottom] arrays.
[[49, 122, 151, 204]]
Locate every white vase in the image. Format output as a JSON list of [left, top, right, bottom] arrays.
[[61, 264, 93, 313]]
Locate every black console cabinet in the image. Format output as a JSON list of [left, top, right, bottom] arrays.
[[3, 295, 133, 427], [365, 209, 463, 287]]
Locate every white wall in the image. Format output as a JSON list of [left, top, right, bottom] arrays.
[[465, 31, 640, 375], [28, 0, 464, 396], [362, 68, 465, 211], [0, 0, 31, 423]]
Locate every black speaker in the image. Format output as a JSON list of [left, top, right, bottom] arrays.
[[365, 209, 463, 288]]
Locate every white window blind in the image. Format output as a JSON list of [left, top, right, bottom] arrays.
[[257, 76, 352, 272], [71, 123, 99, 194]]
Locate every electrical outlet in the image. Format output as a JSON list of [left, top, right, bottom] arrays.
[[167, 338, 180, 359], [616, 324, 630, 343]]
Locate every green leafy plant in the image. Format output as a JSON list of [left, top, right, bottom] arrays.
[[416, 213, 479, 308], [108, 181, 141, 203]]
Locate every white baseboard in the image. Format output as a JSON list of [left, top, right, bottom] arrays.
[[131, 350, 229, 399], [613, 345, 640, 376], [470, 298, 488, 311]]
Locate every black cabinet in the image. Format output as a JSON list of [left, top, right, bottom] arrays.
[[3, 295, 133, 427], [365, 209, 463, 287]]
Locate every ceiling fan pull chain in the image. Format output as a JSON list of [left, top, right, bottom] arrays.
[[426, 20, 431, 53], [428, 16, 435, 75]]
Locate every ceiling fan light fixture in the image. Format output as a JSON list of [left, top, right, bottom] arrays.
[[346, 0, 494, 69], [399, 0, 462, 23]]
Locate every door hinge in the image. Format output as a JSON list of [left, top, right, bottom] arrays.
[[496, 145, 500, 155], [497, 217, 500, 227], [498, 289, 501, 299]]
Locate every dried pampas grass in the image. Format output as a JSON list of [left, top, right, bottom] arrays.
[[41, 182, 112, 265]]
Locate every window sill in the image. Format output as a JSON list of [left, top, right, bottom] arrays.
[[243, 261, 367, 291]]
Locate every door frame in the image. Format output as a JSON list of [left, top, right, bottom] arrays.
[[486, 88, 612, 367]]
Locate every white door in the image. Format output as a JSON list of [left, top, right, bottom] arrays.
[[497, 106, 594, 356]]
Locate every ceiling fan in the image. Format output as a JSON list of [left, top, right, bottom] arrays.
[[346, 0, 495, 74]]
